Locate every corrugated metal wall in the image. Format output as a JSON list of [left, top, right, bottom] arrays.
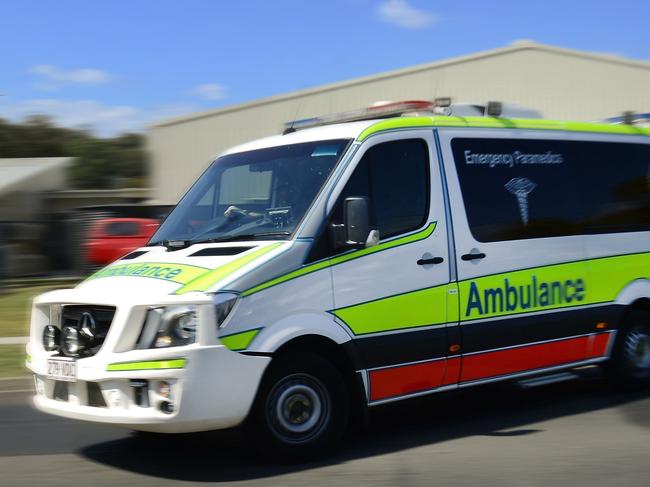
[[149, 44, 650, 204]]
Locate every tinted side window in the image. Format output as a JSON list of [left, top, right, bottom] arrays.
[[369, 139, 429, 237], [333, 139, 429, 239], [581, 142, 650, 233], [452, 138, 583, 242]]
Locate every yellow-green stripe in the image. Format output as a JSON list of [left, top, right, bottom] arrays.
[[87, 262, 209, 285], [357, 116, 650, 142], [219, 328, 261, 351], [106, 358, 187, 371], [331, 251, 650, 335], [175, 243, 283, 294], [242, 222, 437, 297], [332, 284, 451, 335], [460, 251, 650, 320]]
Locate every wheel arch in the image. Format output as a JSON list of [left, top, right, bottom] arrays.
[[614, 279, 650, 308], [615, 296, 650, 332], [259, 333, 368, 426], [612, 279, 650, 331], [250, 312, 353, 353]]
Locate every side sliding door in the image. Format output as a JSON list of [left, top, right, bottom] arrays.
[[440, 129, 611, 385]]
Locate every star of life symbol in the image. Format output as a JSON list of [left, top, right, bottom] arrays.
[[505, 177, 536, 225]]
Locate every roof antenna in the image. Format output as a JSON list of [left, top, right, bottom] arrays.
[[487, 101, 503, 118], [283, 97, 305, 135], [430, 71, 438, 108], [282, 122, 296, 135]]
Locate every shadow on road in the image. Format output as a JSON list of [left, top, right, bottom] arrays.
[[78, 373, 650, 483]]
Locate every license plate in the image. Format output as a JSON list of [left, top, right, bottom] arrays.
[[47, 358, 77, 382]]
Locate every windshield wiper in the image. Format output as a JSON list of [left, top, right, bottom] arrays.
[[151, 232, 290, 250], [191, 231, 291, 245], [154, 239, 192, 250]]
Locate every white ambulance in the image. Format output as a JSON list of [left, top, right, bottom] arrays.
[[27, 101, 650, 459]]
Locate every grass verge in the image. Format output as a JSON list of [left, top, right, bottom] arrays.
[[0, 345, 28, 377], [0, 285, 60, 337]]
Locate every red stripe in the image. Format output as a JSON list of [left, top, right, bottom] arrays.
[[442, 357, 461, 386], [368, 333, 612, 402], [460, 334, 610, 383], [587, 332, 612, 357], [369, 359, 446, 401]]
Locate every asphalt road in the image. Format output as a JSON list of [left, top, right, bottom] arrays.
[[2, 371, 650, 487]]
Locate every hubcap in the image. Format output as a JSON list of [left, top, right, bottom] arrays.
[[624, 329, 650, 370], [277, 384, 321, 433], [267, 374, 330, 443]]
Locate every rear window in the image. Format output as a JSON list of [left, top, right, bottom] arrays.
[[581, 141, 650, 233]]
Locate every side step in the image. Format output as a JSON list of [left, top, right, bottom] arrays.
[[516, 372, 579, 389]]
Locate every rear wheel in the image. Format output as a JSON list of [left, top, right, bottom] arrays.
[[247, 352, 349, 461], [608, 309, 650, 389]]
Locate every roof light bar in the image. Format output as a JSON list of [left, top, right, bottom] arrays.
[[282, 98, 544, 133], [604, 112, 650, 126], [433, 97, 452, 108], [283, 100, 437, 132]]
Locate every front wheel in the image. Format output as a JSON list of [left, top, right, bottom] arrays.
[[246, 352, 349, 461], [608, 309, 650, 389]]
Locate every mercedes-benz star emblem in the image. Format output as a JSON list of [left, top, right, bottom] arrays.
[[79, 311, 97, 338]]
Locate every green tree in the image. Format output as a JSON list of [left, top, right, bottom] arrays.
[[0, 117, 149, 189]]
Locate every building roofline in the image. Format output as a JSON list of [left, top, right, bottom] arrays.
[[152, 41, 650, 129], [0, 157, 75, 197], [0, 157, 75, 167]]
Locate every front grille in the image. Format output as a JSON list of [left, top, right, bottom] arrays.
[[56, 305, 116, 358]]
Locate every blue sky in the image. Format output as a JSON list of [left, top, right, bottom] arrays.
[[0, 0, 648, 136]]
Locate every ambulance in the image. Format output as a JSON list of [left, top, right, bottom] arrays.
[[27, 100, 650, 458]]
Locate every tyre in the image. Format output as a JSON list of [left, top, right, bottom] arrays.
[[246, 352, 350, 462], [608, 309, 650, 389]]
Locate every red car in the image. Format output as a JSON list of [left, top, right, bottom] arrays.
[[84, 218, 159, 266]]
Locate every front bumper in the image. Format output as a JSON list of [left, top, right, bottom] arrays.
[[30, 345, 270, 433], [27, 289, 270, 433]]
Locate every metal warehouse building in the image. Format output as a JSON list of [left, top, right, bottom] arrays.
[[149, 41, 650, 205]]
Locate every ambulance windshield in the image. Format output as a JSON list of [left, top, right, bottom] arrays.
[[149, 139, 350, 246]]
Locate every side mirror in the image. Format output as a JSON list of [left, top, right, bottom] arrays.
[[344, 197, 376, 247], [329, 197, 379, 250]]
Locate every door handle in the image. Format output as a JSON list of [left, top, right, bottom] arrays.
[[417, 256, 444, 265], [461, 252, 486, 261]]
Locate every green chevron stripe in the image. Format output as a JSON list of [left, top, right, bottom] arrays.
[[175, 243, 283, 294], [219, 328, 262, 351], [106, 359, 187, 371], [242, 222, 437, 297]]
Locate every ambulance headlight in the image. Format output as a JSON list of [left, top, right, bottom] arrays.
[[42, 325, 60, 352], [137, 306, 198, 349], [62, 326, 82, 355]]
